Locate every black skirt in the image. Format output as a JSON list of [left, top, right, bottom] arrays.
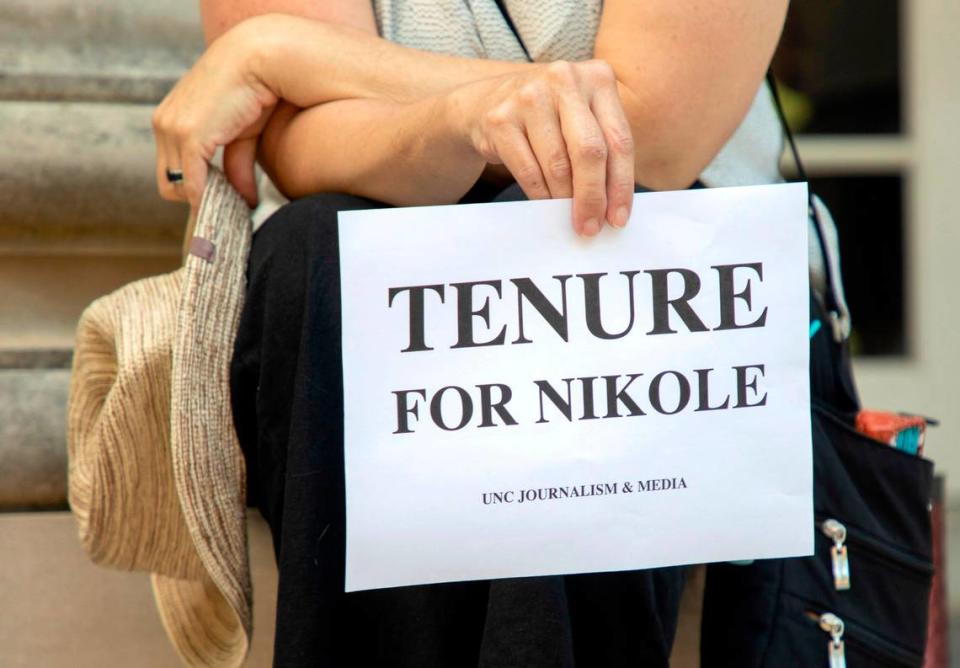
[[229, 185, 685, 667]]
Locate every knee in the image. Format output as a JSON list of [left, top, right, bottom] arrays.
[[257, 193, 376, 246], [250, 192, 381, 271]]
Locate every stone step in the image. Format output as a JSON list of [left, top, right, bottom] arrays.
[[0, 253, 179, 350], [2, 277, 191, 510], [0, 511, 277, 667], [0, 367, 70, 510], [0, 101, 187, 254], [0, 349, 72, 369], [0, 2, 200, 511], [0, 0, 202, 104]]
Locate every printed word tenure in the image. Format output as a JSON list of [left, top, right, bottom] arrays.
[[387, 263, 767, 352]]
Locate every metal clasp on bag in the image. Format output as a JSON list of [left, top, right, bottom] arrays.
[[828, 309, 845, 343], [821, 518, 851, 590], [819, 612, 846, 668]]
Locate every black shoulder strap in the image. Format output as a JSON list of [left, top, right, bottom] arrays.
[[493, 0, 531, 59], [766, 71, 841, 316]]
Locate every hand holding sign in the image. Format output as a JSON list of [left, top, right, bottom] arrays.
[[451, 60, 635, 236]]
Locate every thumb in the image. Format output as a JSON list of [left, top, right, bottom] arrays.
[[223, 137, 260, 208]]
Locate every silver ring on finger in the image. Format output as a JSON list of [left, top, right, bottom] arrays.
[[165, 168, 185, 184]]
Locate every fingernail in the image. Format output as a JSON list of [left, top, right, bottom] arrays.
[[582, 218, 600, 236], [613, 206, 629, 228]]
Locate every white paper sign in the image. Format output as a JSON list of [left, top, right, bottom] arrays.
[[338, 184, 812, 592]]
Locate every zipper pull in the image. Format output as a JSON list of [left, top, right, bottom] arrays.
[[821, 519, 851, 590], [819, 612, 846, 668]]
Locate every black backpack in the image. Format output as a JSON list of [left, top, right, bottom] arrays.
[[699, 78, 935, 668]]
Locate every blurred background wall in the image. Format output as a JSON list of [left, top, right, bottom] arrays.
[[1, 0, 957, 665], [0, 1, 279, 666]]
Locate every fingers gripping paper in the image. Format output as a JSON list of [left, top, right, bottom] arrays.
[[337, 184, 812, 592]]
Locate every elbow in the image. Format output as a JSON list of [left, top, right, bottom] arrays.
[[628, 106, 721, 192], [257, 103, 315, 200], [257, 127, 292, 199], [616, 79, 738, 192], [630, 121, 716, 191], [634, 153, 705, 192]]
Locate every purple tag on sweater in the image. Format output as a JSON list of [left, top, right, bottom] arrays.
[[189, 236, 216, 263]]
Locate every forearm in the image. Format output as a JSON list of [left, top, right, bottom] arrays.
[[247, 13, 534, 107], [191, 0, 786, 209], [260, 94, 486, 205]]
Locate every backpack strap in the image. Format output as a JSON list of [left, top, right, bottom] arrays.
[[766, 71, 848, 339], [492, 0, 531, 60]]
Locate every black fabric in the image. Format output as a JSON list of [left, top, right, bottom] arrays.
[[699, 293, 934, 667], [230, 185, 685, 667]]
